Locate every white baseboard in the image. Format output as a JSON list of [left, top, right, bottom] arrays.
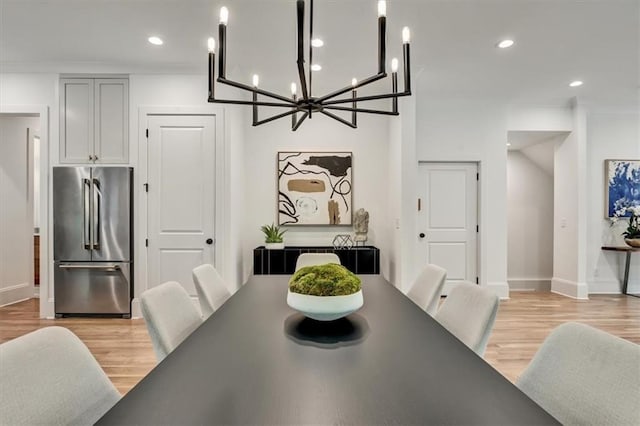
[[588, 278, 640, 294], [43, 298, 54, 319], [0, 282, 33, 306], [551, 277, 589, 299], [508, 279, 551, 292], [625, 280, 640, 295], [131, 298, 142, 319], [487, 281, 510, 299]]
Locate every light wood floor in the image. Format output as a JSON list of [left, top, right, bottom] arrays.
[[1, 293, 639, 395]]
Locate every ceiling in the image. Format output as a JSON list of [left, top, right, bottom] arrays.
[[1, 0, 638, 109]]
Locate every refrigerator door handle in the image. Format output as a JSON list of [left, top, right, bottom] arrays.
[[93, 178, 101, 250], [83, 178, 91, 250], [59, 264, 121, 272]]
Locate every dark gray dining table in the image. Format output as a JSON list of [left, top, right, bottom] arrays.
[[97, 275, 558, 425]]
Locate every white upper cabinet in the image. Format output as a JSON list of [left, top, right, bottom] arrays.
[[60, 79, 94, 163], [60, 78, 129, 164]]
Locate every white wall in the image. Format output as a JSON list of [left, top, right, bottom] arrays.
[[415, 99, 509, 297], [507, 106, 573, 131], [1, 72, 245, 316], [507, 150, 554, 290], [0, 115, 39, 305], [1, 74, 55, 315], [126, 74, 247, 306], [241, 113, 392, 282], [586, 110, 640, 294], [3, 70, 636, 318], [552, 101, 588, 298], [388, 96, 417, 290]]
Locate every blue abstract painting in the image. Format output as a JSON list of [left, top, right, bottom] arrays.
[[606, 160, 640, 218]]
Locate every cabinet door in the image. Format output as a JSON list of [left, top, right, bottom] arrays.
[[60, 79, 94, 164], [94, 79, 129, 164]]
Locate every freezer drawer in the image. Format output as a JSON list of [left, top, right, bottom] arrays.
[[55, 262, 131, 316]]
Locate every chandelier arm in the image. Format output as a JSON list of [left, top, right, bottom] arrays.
[[403, 43, 411, 92], [323, 106, 399, 116], [320, 110, 357, 129], [392, 71, 398, 113], [322, 90, 411, 105], [253, 108, 301, 127], [292, 111, 309, 131], [208, 98, 295, 108], [218, 23, 226, 78], [217, 77, 297, 105], [316, 72, 386, 103], [296, 0, 310, 101], [378, 10, 386, 74]]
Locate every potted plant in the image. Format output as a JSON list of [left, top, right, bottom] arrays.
[[261, 223, 286, 249], [622, 207, 640, 248], [287, 263, 363, 321]]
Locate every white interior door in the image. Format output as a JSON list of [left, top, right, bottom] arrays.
[[417, 162, 478, 295], [147, 115, 216, 297]]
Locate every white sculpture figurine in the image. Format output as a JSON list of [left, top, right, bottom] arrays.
[[353, 208, 369, 245]]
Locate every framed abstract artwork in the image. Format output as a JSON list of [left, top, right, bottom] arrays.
[[278, 152, 353, 225], [605, 159, 640, 218]]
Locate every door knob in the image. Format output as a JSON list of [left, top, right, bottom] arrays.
[[419, 233, 425, 238], [206, 238, 214, 245]]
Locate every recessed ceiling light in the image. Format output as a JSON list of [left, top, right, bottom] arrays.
[[496, 39, 514, 49], [311, 64, 322, 71], [148, 36, 163, 45], [311, 38, 324, 47], [569, 80, 583, 87], [506, 143, 512, 147]]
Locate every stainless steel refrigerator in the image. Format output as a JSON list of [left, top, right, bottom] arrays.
[[53, 167, 133, 317]]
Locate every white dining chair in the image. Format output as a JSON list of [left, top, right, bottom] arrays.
[[0, 326, 121, 426], [434, 282, 499, 356], [516, 322, 640, 426], [141, 281, 203, 362], [406, 264, 447, 315], [192, 263, 232, 319], [295, 252, 341, 271]]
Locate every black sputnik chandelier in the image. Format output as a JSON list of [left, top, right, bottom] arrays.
[[206, 0, 412, 131]]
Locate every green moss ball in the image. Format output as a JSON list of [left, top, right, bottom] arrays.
[[289, 263, 362, 296]]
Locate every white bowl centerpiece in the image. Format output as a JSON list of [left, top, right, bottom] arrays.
[[287, 263, 363, 321]]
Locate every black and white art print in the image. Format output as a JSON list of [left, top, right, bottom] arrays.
[[278, 152, 353, 225]]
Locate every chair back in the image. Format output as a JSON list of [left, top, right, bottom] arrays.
[[192, 264, 231, 318], [141, 281, 203, 361], [406, 264, 447, 315], [295, 253, 341, 271], [517, 322, 640, 425], [434, 282, 499, 356], [0, 326, 120, 425]]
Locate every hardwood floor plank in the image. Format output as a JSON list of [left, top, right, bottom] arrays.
[[1, 293, 639, 394]]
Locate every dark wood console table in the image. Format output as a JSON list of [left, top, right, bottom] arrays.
[[253, 246, 380, 275], [601, 246, 640, 297]]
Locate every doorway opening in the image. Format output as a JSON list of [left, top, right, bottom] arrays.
[[506, 131, 568, 291], [0, 114, 40, 305]]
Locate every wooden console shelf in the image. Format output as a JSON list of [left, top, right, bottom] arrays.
[[253, 246, 380, 275]]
